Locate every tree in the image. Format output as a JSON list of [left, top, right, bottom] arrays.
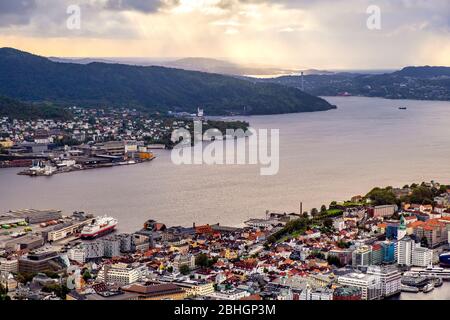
[[320, 205, 327, 213], [302, 211, 309, 218], [337, 240, 350, 249], [366, 187, 397, 206], [0, 283, 10, 301], [323, 218, 333, 229], [179, 264, 190, 275], [16, 272, 36, 284], [327, 255, 341, 267], [82, 270, 92, 281], [195, 254, 209, 268], [310, 208, 319, 217], [42, 283, 70, 299], [421, 237, 429, 248]]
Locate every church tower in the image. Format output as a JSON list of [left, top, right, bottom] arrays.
[[397, 214, 407, 240]]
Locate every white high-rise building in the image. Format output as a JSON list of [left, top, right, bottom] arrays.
[[397, 236, 414, 266]]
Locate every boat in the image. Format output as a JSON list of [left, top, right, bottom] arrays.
[[398, 107, 407, 110], [433, 277, 443, 287], [401, 285, 419, 293], [80, 215, 118, 239], [401, 274, 428, 287], [422, 282, 435, 293], [439, 252, 450, 267]]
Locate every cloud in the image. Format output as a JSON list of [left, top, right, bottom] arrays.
[[0, 0, 448, 68], [105, 0, 177, 13], [0, 0, 37, 26]]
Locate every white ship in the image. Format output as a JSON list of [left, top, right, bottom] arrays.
[[80, 216, 118, 239]]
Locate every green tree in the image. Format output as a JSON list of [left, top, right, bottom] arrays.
[[42, 283, 70, 299], [327, 255, 341, 267], [179, 264, 190, 275], [311, 208, 319, 217], [323, 218, 333, 229], [16, 272, 36, 284], [82, 270, 92, 281], [320, 205, 327, 213], [0, 283, 10, 301], [366, 187, 397, 206], [195, 254, 209, 268]]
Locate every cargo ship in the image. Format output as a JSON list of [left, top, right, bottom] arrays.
[[439, 252, 450, 267], [80, 216, 118, 239]]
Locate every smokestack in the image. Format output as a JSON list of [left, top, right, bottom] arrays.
[[301, 72, 305, 91], [300, 202, 303, 215]]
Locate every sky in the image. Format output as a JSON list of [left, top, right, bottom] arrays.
[[0, 0, 449, 69]]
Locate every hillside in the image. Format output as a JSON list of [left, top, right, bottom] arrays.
[[0, 48, 336, 116], [262, 66, 450, 101], [0, 95, 72, 120]]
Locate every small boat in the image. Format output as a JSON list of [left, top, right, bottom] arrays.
[[398, 107, 407, 110], [401, 285, 419, 293], [433, 277, 443, 287], [422, 282, 435, 293]]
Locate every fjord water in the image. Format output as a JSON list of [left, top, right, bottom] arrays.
[[1, 97, 450, 233]]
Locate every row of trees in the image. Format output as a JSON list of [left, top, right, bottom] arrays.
[[366, 183, 450, 206]]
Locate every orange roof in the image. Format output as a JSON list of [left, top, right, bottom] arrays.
[[409, 221, 425, 229]]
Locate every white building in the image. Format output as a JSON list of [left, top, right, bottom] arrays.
[[366, 265, 401, 297], [397, 236, 414, 266], [97, 263, 140, 286], [211, 289, 250, 300], [68, 247, 86, 264], [397, 236, 432, 267], [338, 273, 382, 300], [0, 258, 19, 273], [84, 241, 105, 259], [412, 246, 433, 267], [300, 285, 333, 300], [333, 218, 346, 231], [174, 281, 215, 297]]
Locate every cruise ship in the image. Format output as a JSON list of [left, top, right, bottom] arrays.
[[80, 216, 118, 239], [439, 252, 450, 267]]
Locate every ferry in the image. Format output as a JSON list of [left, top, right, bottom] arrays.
[[398, 107, 407, 110], [80, 216, 118, 239]]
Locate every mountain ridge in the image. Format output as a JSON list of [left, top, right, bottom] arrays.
[[0, 47, 336, 116]]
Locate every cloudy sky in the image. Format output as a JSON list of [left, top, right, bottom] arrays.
[[0, 0, 449, 69]]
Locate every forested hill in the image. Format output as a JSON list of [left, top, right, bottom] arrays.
[[0, 48, 336, 116], [0, 95, 72, 120]]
